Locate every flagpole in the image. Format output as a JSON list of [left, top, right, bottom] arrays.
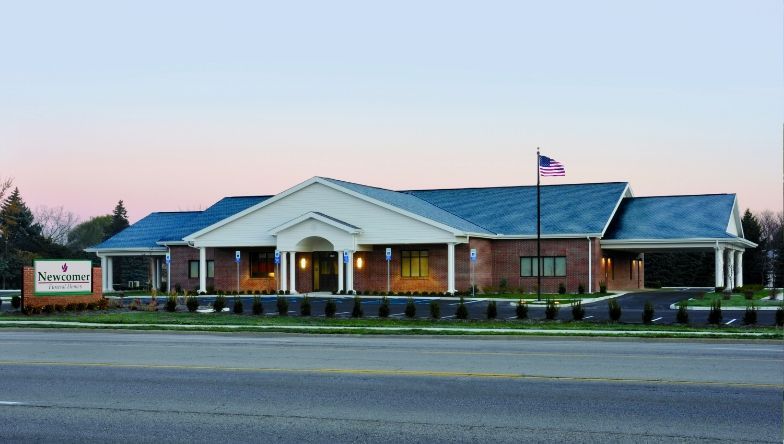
[[536, 147, 541, 302]]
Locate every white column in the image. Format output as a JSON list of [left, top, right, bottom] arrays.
[[735, 251, 743, 288], [100, 256, 109, 292], [199, 247, 207, 293], [714, 246, 724, 289], [280, 251, 288, 292], [337, 252, 344, 293], [346, 251, 354, 293], [106, 256, 114, 292], [725, 249, 735, 291], [447, 243, 456, 294], [289, 252, 297, 294]]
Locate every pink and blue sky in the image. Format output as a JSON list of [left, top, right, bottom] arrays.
[[1, 0, 781, 223]]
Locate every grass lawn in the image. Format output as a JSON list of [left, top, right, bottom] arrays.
[[683, 290, 782, 307], [1, 311, 781, 338]]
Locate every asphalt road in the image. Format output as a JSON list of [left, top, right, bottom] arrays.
[[0, 331, 781, 442]]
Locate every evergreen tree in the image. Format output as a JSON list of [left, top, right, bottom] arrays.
[[741, 209, 764, 285], [107, 200, 129, 240], [0, 188, 43, 288]]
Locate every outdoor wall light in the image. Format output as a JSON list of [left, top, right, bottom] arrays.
[[300, 257, 307, 269], [356, 257, 364, 269]]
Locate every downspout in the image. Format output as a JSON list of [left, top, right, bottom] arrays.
[[587, 236, 592, 294]]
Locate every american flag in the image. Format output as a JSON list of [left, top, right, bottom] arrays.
[[539, 155, 565, 176]]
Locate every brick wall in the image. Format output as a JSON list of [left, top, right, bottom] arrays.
[[600, 250, 644, 291], [353, 244, 449, 293], [21, 266, 103, 309]]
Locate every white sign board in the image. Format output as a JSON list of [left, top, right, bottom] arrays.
[[34, 259, 93, 296], [235, 250, 241, 263], [385, 248, 392, 261], [470, 248, 477, 262]]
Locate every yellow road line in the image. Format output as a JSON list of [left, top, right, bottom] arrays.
[[0, 359, 780, 389]]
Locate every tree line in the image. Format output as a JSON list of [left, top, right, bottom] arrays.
[[0, 176, 132, 289]]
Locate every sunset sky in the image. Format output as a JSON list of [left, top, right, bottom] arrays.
[[1, 0, 781, 223]]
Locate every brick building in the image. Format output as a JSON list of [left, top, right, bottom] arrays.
[[87, 177, 755, 294]]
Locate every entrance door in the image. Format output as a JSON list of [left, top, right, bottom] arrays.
[[313, 252, 338, 292]]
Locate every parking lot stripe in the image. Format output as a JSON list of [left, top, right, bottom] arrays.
[[725, 319, 736, 325], [448, 300, 481, 306], [652, 317, 662, 322], [584, 315, 594, 319]]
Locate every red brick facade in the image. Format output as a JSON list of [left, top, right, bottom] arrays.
[[21, 266, 103, 309], [167, 238, 643, 294]]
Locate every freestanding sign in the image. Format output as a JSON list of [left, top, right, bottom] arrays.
[[165, 253, 171, 264], [274, 250, 281, 264], [34, 259, 93, 296], [469, 249, 477, 298], [385, 247, 392, 293], [235, 250, 241, 292], [235, 250, 241, 263], [470, 249, 477, 262], [165, 253, 171, 293]]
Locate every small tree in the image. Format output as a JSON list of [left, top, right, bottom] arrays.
[[499, 278, 508, 294], [599, 281, 607, 294], [775, 304, 783, 327], [515, 299, 528, 320], [325, 299, 337, 317], [455, 297, 469, 319], [676, 302, 689, 324], [378, 296, 390, 318], [707, 299, 722, 325], [571, 300, 585, 321], [742, 303, 757, 325], [429, 300, 440, 319], [577, 283, 585, 295], [351, 296, 363, 318], [233, 296, 244, 314], [11, 295, 20, 309], [404, 297, 416, 318], [252, 296, 264, 315], [277, 296, 289, 316], [212, 295, 226, 312], [608, 299, 621, 322], [558, 282, 566, 295], [300, 295, 311, 316], [545, 299, 559, 320], [165, 294, 177, 312], [642, 301, 654, 324], [486, 300, 497, 319]]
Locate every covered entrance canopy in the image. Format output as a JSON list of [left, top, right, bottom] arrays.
[[601, 194, 756, 289]]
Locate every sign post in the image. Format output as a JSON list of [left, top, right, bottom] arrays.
[[470, 248, 477, 298], [165, 253, 171, 293], [274, 250, 281, 292], [235, 250, 241, 293], [385, 247, 392, 294]]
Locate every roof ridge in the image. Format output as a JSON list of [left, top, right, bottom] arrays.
[[628, 193, 735, 199], [403, 181, 629, 192], [151, 211, 203, 214]]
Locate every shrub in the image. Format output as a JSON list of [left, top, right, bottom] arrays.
[[499, 278, 508, 294], [378, 296, 390, 318], [544, 299, 558, 320], [743, 290, 755, 300], [707, 299, 722, 325], [455, 297, 469, 320], [486, 300, 497, 319], [608, 299, 621, 322], [300, 296, 311, 316], [232, 297, 243, 314], [599, 281, 607, 294], [516, 299, 528, 320], [714, 286, 723, 293], [405, 297, 416, 318], [430, 300, 440, 319], [325, 299, 337, 317], [277, 296, 289, 316], [642, 301, 654, 324], [742, 304, 757, 325], [251, 296, 264, 315], [571, 300, 585, 321], [558, 283, 566, 295], [10, 295, 20, 309], [206, 286, 215, 294], [165, 295, 177, 312], [771, 288, 780, 300], [722, 290, 732, 300], [776, 304, 784, 327], [483, 285, 496, 295], [676, 302, 689, 324], [186, 296, 199, 312], [339, 289, 346, 295], [174, 283, 182, 293], [351, 296, 363, 318], [577, 284, 585, 295], [213, 295, 226, 312]]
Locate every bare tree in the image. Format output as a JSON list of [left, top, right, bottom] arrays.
[[0, 175, 12, 202], [34, 205, 79, 245]]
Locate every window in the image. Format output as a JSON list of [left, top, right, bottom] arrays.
[[250, 252, 276, 278], [401, 250, 429, 278], [188, 260, 214, 278], [520, 256, 566, 277]]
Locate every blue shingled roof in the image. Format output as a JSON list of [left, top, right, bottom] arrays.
[[604, 194, 737, 240], [406, 182, 629, 235], [90, 196, 270, 249], [320, 177, 493, 234]]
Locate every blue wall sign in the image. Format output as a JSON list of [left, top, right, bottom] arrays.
[[385, 247, 392, 261], [470, 248, 477, 262], [274, 250, 281, 264]]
